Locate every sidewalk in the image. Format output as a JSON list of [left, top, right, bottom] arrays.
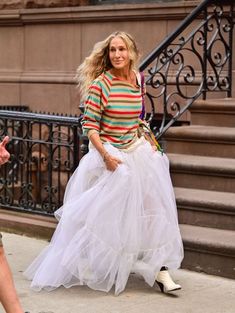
[[1, 231, 235, 313]]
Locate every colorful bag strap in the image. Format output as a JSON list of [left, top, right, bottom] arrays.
[[138, 72, 164, 154], [138, 119, 164, 154], [139, 71, 146, 120]]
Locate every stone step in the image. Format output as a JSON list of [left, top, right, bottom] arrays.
[[175, 187, 235, 230], [0, 208, 57, 240], [168, 153, 235, 193], [165, 125, 235, 158], [180, 224, 235, 279], [190, 98, 235, 127]]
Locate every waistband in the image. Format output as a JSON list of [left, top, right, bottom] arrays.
[[120, 136, 145, 152], [89, 135, 145, 153]]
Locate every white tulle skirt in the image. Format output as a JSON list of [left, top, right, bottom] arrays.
[[24, 137, 184, 295]]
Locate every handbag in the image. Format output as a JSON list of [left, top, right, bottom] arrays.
[[138, 72, 163, 154]]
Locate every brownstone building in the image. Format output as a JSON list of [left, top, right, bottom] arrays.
[[2, 0, 230, 115]]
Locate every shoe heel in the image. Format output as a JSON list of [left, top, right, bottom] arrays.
[[156, 281, 164, 293]]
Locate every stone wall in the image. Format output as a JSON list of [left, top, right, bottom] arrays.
[[0, 0, 180, 9], [0, 0, 89, 9], [0, 1, 233, 116]]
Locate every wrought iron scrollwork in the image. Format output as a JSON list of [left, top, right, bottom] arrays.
[[140, 0, 234, 138], [0, 111, 83, 215]]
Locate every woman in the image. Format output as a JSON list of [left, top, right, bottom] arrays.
[[25, 31, 183, 295]]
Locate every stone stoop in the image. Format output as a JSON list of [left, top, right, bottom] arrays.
[[164, 126, 235, 158], [165, 98, 235, 279], [190, 98, 235, 127], [0, 208, 57, 240], [169, 154, 235, 193], [180, 224, 235, 280], [175, 187, 235, 231]]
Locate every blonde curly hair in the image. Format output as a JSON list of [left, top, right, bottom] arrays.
[[76, 31, 140, 102]]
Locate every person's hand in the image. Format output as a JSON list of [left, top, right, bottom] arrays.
[[0, 136, 10, 165], [104, 153, 122, 171]]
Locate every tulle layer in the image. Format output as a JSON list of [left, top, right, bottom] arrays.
[[24, 138, 184, 295]]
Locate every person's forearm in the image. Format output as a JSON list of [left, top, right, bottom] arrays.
[[0, 248, 24, 313], [87, 130, 108, 161], [87, 130, 122, 171]]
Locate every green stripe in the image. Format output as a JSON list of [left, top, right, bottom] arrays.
[[106, 105, 141, 109], [102, 117, 137, 126], [87, 95, 100, 105], [119, 133, 134, 140], [110, 87, 140, 93], [105, 72, 113, 80], [84, 110, 101, 120], [101, 80, 110, 98]]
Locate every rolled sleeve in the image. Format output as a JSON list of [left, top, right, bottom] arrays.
[[82, 81, 103, 136]]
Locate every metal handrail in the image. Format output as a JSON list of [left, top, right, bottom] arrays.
[[139, 0, 234, 138], [140, 0, 211, 71]]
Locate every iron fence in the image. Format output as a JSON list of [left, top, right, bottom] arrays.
[[0, 110, 88, 216]]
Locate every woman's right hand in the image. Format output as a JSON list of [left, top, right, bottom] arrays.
[[87, 131, 122, 171], [104, 153, 122, 171]]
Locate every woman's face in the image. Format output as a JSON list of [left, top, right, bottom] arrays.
[[109, 36, 130, 71]]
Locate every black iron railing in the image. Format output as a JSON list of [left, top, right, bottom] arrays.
[[139, 0, 234, 138], [0, 110, 88, 215]]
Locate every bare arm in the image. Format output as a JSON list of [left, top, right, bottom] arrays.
[[0, 247, 24, 313], [88, 130, 122, 172]]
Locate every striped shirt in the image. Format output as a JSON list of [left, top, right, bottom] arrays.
[[82, 71, 142, 149]]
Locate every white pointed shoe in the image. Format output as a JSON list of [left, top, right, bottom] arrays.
[[155, 270, 181, 293]]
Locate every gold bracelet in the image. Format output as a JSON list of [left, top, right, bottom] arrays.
[[103, 151, 109, 162]]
